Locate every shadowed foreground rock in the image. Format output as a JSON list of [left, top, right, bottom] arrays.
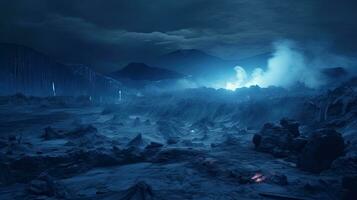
[[342, 175, 357, 200], [253, 119, 301, 158], [298, 129, 345, 173]]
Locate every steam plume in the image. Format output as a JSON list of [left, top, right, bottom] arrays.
[[226, 40, 325, 90]]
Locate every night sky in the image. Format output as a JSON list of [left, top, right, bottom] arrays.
[[1, 0, 356, 72]]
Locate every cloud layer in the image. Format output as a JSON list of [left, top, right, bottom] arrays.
[[1, 0, 357, 72]]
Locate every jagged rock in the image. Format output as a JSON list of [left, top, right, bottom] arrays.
[[253, 119, 302, 157], [298, 129, 345, 173], [127, 134, 144, 147], [120, 181, 154, 200]]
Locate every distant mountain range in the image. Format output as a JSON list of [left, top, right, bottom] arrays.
[[110, 62, 184, 81], [0, 43, 349, 94], [0, 43, 121, 98], [148, 49, 271, 85]]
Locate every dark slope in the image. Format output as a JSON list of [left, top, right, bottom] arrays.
[[110, 62, 184, 81], [0, 43, 121, 98]]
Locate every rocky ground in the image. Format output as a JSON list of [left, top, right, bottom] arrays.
[[0, 82, 356, 200]]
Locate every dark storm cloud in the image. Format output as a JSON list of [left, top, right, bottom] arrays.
[[0, 0, 356, 72]]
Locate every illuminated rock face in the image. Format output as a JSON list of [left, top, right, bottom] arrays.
[[0, 43, 121, 98]]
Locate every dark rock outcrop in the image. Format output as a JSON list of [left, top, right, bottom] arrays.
[[127, 134, 144, 147], [342, 175, 357, 200], [297, 129, 345, 173], [253, 120, 301, 157]]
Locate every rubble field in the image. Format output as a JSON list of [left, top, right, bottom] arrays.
[[0, 81, 357, 200]]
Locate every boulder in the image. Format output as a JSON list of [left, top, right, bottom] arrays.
[[253, 122, 296, 157], [253, 119, 303, 157], [297, 129, 345, 173]]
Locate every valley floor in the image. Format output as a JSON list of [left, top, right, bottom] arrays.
[[0, 98, 351, 200]]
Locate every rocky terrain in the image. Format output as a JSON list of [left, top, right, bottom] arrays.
[[0, 79, 356, 200]]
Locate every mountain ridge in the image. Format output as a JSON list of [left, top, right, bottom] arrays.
[[110, 62, 184, 81]]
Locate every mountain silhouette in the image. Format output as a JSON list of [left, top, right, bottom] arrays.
[[110, 62, 184, 81]]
